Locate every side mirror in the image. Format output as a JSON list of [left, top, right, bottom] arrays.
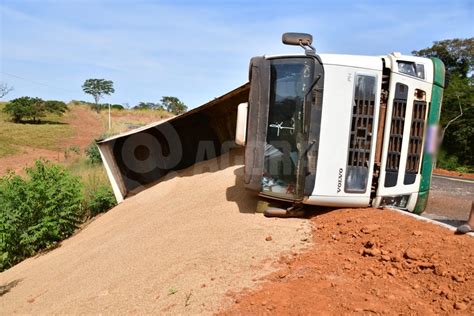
[[282, 32, 313, 46]]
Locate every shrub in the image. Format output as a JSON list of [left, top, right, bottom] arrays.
[[101, 103, 124, 110], [85, 142, 102, 164], [85, 133, 113, 164], [455, 166, 473, 174], [436, 150, 460, 170], [85, 185, 116, 217], [3, 97, 43, 122], [43, 100, 68, 116], [3, 97, 68, 123], [0, 160, 83, 271], [82, 171, 116, 217]]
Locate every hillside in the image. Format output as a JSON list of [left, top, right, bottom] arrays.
[[0, 105, 99, 174], [0, 103, 172, 175]]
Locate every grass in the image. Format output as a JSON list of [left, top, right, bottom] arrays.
[[97, 107, 173, 135], [66, 155, 111, 195], [0, 102, 73, 158], [0, 142, 19, 157], [168, 287, 178, 295], [66, 155, 115, 217], [67, 156, 108, 181]]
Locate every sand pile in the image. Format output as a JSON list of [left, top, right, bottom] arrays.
[[0, 149, 311, 314]]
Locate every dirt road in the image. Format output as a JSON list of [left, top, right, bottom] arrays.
[[424, 175, 474, 227]]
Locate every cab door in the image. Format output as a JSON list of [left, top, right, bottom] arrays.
[[245, 56, 315, 201]]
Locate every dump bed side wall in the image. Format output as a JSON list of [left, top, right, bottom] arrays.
[[98, 84, 250, 201]]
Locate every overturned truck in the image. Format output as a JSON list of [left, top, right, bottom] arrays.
[[98, 32, 445, 215]]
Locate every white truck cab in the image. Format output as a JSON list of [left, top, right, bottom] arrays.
[[238, 33, 445, 214]]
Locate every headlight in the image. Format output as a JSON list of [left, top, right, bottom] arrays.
[[380, 195, 410, 209], [397, 61, 425, 79], [345, 166, 369, 193]]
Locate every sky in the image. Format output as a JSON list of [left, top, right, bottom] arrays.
[[0, 0, 473, 109]]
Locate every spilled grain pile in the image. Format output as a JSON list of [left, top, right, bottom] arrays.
[[0, 149, 311, 314]]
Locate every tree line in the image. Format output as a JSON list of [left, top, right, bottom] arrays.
[[81, 78, 187, 114], [1, 79, 188, 123], [133, 96, 187, 114], [413, 37, 473, 170]]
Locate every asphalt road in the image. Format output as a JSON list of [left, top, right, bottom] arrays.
[[422, 175, 474, 227]]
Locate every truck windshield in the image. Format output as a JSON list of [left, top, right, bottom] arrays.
[[262, 58, 314, 199]]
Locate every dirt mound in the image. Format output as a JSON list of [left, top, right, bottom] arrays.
[[221, 208, 474, 315], [0, 149, 311, 314]]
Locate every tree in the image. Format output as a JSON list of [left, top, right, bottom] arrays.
[[412, 38, 473, 80], [160, 96, 187, 115], [43, 100, 68, 116], [3, 97, 44, 122], [3, 97, 68, 123], [0, 82, 13, 99], [81, 79, 115, 112], [82, 78, 115, 129], [413, 38, 474, 168], [134, 102, 164, 110], [101, 103, 124, 110]]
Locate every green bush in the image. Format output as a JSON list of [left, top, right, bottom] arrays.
[[3, 97, 68, 123], [85, 142, 101, 164], [82, 173, 116, 217], [85, 133, 114, 164], [455, 166, 473, 174], [436, 150, 460, 170], [86, 185, 116, 217], [0, 160, 84, 271], [3, 96, 43, 122]]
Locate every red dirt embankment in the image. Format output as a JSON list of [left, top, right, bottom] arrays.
[[434, 168, 474, 180], [221, 208, 474, 315]]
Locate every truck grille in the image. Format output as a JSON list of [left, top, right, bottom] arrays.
[[385, 83, 408, 187], [404, 98, 427, 184], [345, 74, 376, 193], [347, 94, 374, 168]]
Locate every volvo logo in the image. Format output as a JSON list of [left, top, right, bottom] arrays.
[[337, 168, 343, 193]]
